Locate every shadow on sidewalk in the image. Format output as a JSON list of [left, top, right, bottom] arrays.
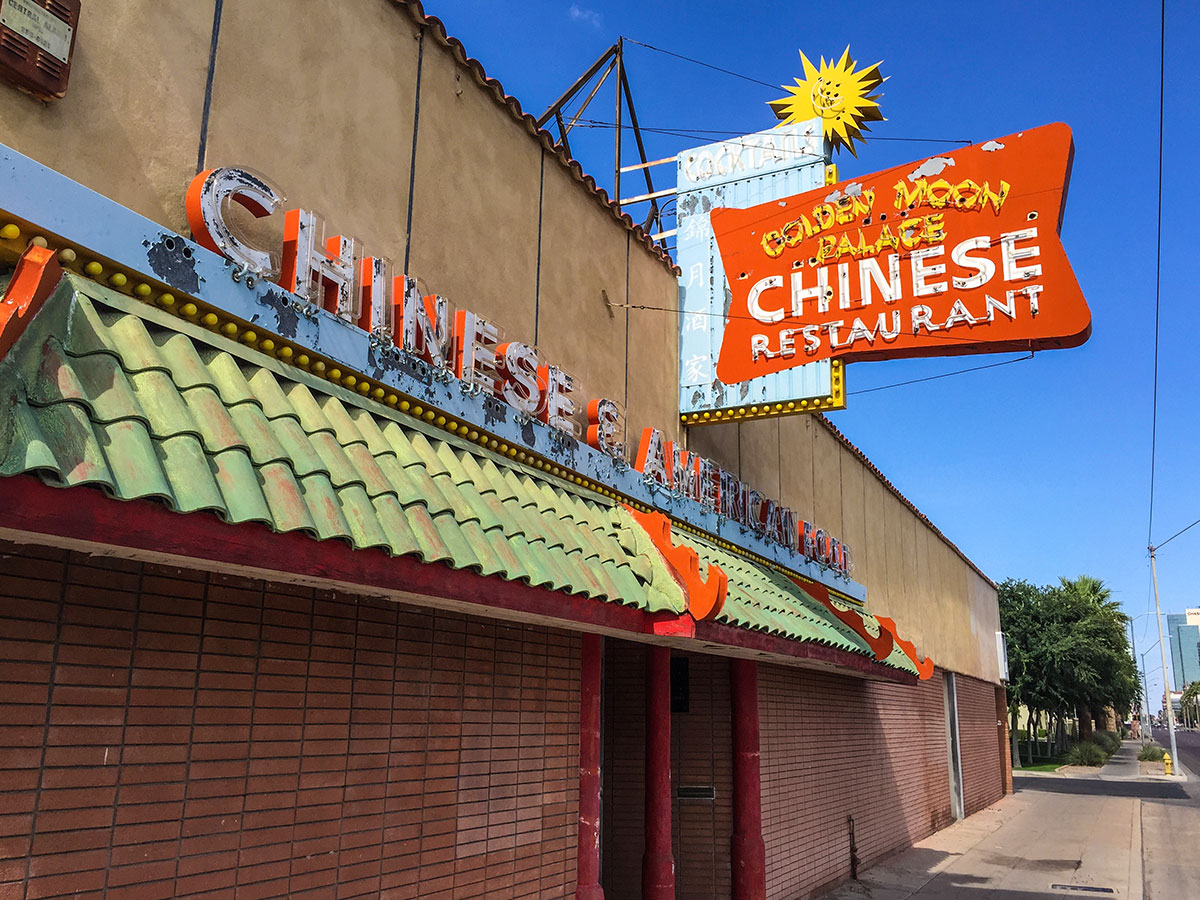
[[1014, 774, 1187, 800]]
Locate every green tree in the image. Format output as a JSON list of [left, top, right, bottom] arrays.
[[1182, 682, 1200, 728], [998, 578, 1042, 764], [999, 575, 1137, 763], [1051, 576, 1137, 732]]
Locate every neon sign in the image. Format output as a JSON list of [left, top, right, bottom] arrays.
[[185, 166, 852, 576], [711, 124, 1091, 381], [185, 167, 619, 456]]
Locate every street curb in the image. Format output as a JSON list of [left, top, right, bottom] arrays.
[[1130, 798, 1144, 900]]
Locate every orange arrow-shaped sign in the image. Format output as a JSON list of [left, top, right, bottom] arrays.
[[711, 123, 1091, 382]]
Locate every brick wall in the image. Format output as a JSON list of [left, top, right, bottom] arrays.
[[0, 540, 579, 900], [955, 674, 1005, 817], [759, 666, 951, 900]]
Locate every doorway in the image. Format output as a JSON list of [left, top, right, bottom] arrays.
[[944, 672, 965, 820]]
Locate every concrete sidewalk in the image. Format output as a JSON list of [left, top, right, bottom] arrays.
[[816, 772, 1198, 900], [1014, 740, 1184, 784], [1100, 739, 1142, 779], [818, 786, 1142, 899]]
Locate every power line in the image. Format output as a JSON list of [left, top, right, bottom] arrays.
[[617, 39, 974, 147], [622, 36, 779, 90], [1157, 516, 1200, 552], [847, 353, 1033, 396], [1147, 0, 1166, 547], [570, 119, 971, 146]]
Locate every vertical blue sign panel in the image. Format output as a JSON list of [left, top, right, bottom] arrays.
[[676, 120, 833, 417]]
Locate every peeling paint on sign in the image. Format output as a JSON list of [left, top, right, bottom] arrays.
[[906, 157, 956, 181], [144, 234, 200, 294]]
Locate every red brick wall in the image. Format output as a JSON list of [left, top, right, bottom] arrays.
[[0, 540, 579, 900], [955, 673, 1005, 817], [759, 666, 952, 900]]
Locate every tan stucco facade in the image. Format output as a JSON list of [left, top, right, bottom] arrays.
[[0, 0, 1000, 683]]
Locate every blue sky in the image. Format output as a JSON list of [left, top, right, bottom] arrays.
[[439, 1, 1197, 707]]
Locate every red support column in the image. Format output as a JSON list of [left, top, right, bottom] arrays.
[[643, 645, 675, 900], [731, 658, 767, 900], [577, 633, 605, 900]]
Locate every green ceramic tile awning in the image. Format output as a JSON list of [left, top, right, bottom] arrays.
[[693, 533, 920, 676], [0, 273, 915, 676]]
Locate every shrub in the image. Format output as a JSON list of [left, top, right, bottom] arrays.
[[1138, 744, 1166, 761], [1093, 731, 1122, 754], [1065, 741, 1109, 766]]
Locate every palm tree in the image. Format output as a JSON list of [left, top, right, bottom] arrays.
[[1053, 576, 1136, 736], [1182, 682, 1200, 729]]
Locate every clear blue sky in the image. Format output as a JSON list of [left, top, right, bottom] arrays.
[[440, 0, 1198, 707]]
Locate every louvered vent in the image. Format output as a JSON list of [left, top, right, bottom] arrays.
[[0, 0, 80, 101]]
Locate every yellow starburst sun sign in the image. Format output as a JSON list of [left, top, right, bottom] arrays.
[[769, 48, 885, 157]]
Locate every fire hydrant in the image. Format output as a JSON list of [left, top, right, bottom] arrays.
[[1164, 752, 1173, 775]]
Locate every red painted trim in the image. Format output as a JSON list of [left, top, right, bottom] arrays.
[[624, 505, 727, 620], [0, 245, 63, 361], [643, 645, 675, 900], [0, 477, 916, 687], [0, 476, 646, 633], [876, 615, 935, 680], [645, 611, 695, 638], [576, 633, 604, 900], [788, 574, 895, 662], [731, 659, 766, 900], [695, 620, 917, 685]]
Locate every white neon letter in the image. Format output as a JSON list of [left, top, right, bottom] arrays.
[[186, 166, 285, 278], [747, 275, 785, 324]]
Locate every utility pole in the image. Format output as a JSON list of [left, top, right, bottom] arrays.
[[1150, 544, 1179, 766], [1129, 621, 1150, 743]]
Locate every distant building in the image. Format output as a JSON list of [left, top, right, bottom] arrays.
[[1167, 612, 1200, 690], [1163, 690, 1184, 718]]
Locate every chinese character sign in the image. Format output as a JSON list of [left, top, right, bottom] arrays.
[[676, 121, 844, 424]]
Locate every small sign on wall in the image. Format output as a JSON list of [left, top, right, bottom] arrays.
[[0, 0, 79, 101]]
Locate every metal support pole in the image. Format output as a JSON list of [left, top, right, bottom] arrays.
[[613, 39, 623, 210], [1143, 667, 1154, 736], [1150, 545, 1179, 766], [731, 659, 766, 900], [555, 111, 572, 159], [536, 43, 619, 128], [618, 63, 661, 232], [1129, 621, 1150, 742], [643, 645, 675, 900]]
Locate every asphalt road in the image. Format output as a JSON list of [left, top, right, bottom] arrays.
[[1153, 725, 1200, 776], [1145, 728, 1200, 898]]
